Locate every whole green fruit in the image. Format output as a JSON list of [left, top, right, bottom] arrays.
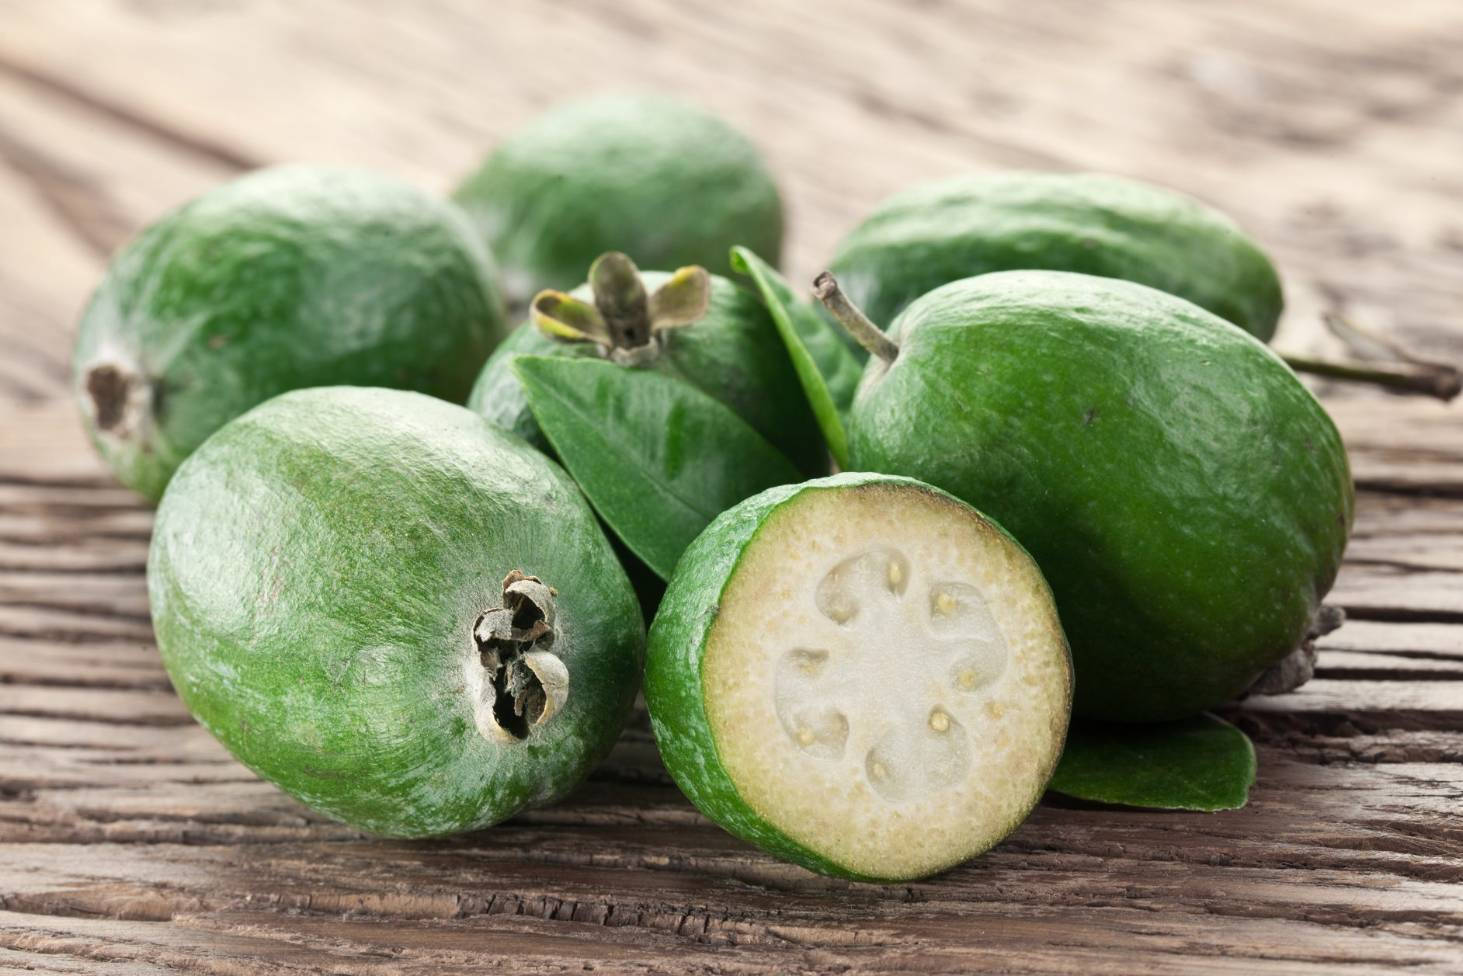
[[148, 387, 643, 837], [453, 95, 783, 311], [829, 171, 1283, 342], [831, 270, 1352, 722], [467, 254, 824, 476], [646, 472, 1072, 881], [73, 165, 509, 502]]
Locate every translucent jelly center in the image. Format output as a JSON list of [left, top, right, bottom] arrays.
[[773, 546, 1008, 804]]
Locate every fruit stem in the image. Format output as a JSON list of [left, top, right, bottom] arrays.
[[813, 271, 900, 364], [1279, 309, 1461, 401], [1281, 354, 1461, 402]]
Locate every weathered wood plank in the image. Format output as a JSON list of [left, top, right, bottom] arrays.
[[0, 941, 172, 976], [3, 905, 1460, 976], [12, 911, 1432, 976], [1320, 620, 1463, 659], [1331, 400, 1463, 494], [3, 774, 1462, 973]]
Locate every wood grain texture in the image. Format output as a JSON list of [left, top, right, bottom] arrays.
[[0, 1, 1460, 972]]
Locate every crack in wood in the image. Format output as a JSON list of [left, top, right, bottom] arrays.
[[0, 674, 172, 692], [0, 474, 121, 490], [0, 709, 192, 729], [1315, 666, 1463, 683], [0, 601, 152, 626], [0, 562, 149, 577], [1359, 479, 1463, 501], [1342, 606, 1463, 625]]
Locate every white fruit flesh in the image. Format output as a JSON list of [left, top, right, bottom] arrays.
[[702, 484, 1070, 879]]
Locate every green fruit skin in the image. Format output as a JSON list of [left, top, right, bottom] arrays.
[[453, 95, 783, 309], [148, 387, 643, 837], [645, 472, 1055, 882], [74, 165, 510, 502], [846, 271, 1353, 722], [829, 171, 1284, 343], [467, 272, 827, 476]]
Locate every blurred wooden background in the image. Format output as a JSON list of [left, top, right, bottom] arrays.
[[1, 1, 1461, 973]]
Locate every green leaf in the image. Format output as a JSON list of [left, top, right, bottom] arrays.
[[730, 246, 861, 470], [1049, 714, 1257, 812], [513, 355, 801, 580]]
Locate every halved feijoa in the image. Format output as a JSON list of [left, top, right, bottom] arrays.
[[645, 473, 1072, 881], [148, 387, 643, 837]]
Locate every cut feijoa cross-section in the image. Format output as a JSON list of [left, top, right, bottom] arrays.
[[645, 472, 1072, 881]]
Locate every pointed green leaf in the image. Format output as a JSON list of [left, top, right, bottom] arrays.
[[731, 246, 861, 469], [1049, 714, 1257, 812], [513, 355, 801, 580]]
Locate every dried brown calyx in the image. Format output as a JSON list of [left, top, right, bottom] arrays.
[[471, 570, 569, 742], [82, 361, 151, 438], [529, 251, 710, 366], [1245, 604, 1345, 697]]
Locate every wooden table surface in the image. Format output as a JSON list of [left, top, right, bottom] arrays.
[[3, 1, 1462, 972]]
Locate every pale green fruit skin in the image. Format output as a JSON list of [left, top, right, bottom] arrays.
[[453, 95, 783, 310], [74, 165, 509, 502], [644, 472, 1068, 882], [830, 171, 1284, 343], [845, 271, 1353, 722], [148, 387, 643, 837]]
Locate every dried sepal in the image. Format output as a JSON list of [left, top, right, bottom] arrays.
[[535, 253, 710, 364], [531, 290, 610, 346], [474, 607, 517, 645], [521, 649, 570, 726], [471, 569, 569, 742], [589, 251, 652, 349], [649, 265, 711, 334], [504, 573, 557, 635]]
